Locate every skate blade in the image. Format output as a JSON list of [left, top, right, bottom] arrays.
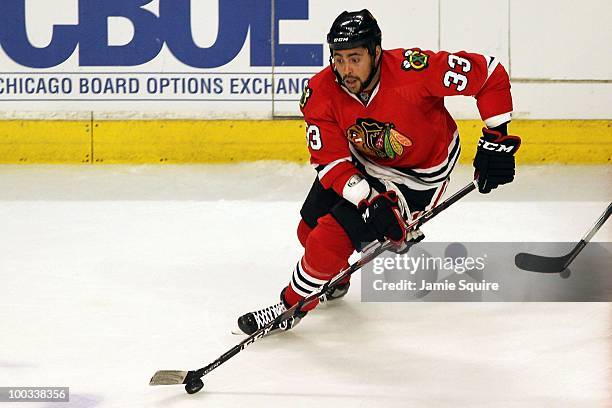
[[231, 328, 246, 336]]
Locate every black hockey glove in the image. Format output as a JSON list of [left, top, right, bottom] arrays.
[[358, 191, 407, 244], [473, 127, 522, 194]]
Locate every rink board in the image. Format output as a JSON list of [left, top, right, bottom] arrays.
[[0, 119, 609, 164]]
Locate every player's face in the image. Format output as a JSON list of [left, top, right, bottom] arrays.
[[332, 47, 376, 94]]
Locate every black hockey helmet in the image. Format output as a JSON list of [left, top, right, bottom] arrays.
[[327, 9, 382, 55]]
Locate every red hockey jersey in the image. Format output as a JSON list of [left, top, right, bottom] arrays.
[[300, 48, 513, 195]]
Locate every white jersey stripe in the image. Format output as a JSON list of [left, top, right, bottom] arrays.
[[350, 130, 460, 190], [406, 130, 460, 175], [484, 112, 513, 128], [317, 157, 352, 180], [486, 56, 501, 79], [477, 55, 501, 93]]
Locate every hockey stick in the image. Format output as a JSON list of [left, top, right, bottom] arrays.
[[514, 201, 611, 273], [149, 180, 477, 394]]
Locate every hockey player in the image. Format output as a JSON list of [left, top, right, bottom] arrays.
[[237, 9, 520, 335]]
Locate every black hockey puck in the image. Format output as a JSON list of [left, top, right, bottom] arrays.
[[185, 378, 204, 394], [559, 269, 571, 279]]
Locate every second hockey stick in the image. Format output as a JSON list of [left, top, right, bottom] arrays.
[[514, 201, 611, 273], [149, 180, 477, 394]]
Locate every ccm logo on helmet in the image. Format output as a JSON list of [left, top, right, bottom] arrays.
[[478, 140, 516, 153]]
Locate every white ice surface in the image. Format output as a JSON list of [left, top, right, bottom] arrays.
[[0, 163, 610, 408]]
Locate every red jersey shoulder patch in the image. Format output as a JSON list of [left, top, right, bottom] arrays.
[[299, 86, 312, 109], [401, 48, 430, 71]]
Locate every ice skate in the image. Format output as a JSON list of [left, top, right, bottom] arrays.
[[237, 300, 306, 335], [318, 281, 350, 303]]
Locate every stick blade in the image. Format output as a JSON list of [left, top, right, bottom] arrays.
[[149, 370, 188, 386], [514, 252, 569, 273]]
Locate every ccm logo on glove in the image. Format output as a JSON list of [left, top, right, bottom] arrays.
[[478, 138, 518, 153], [473, 127, 521, 194]]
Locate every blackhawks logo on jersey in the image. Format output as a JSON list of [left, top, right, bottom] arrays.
[[402, 49, 429, 71], [346, 119, 413, 160]]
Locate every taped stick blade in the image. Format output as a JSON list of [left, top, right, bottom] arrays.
[[149, 370, 188, 386]]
